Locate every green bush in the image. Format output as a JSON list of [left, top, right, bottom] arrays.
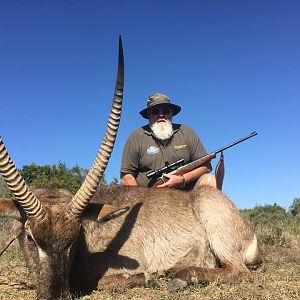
[[242, 204, 288, 226], [20, 163, 90, 194], [0, 175, 12, 198], [1, 163, 111, 196], [241, 204, 300, 247], [289, 198, 300, 217]]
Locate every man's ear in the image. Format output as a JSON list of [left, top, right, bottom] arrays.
[[0, 197, 22, 220], [97, 204, 130, 222]]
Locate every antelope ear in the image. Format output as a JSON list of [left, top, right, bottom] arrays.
[[0, 220, 23, 257], [0, 197, 22, 221], [97, 204, 130, 222]]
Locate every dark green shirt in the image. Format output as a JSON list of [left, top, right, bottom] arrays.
[[120, 124, 208, 187]]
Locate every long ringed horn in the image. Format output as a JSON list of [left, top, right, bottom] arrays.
[[68, 36, 124, 219], [0, 138, 46, 221]]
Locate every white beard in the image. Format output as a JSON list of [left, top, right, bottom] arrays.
[[151, 120, 173, 140]]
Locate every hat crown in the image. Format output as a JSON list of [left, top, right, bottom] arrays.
[[147, 93, 171, 108], [139, 92, 181, 119]]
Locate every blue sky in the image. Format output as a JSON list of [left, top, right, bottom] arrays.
[[0, 1, 299, 209]]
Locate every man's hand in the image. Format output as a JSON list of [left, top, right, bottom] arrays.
[[156, 174, 184, 189], [121, 173, 138, 186]]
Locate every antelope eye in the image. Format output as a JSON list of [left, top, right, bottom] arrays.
[[24, 224, 35, 242]]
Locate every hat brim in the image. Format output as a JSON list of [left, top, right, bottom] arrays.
[[139, 103, 181, 119]]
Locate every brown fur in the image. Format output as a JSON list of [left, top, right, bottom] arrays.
[[0, 185, 265, 299]]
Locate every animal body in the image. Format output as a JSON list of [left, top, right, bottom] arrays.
[[0, 185, 264, 299], [0, 38, 264, 299]]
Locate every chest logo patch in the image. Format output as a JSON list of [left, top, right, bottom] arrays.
[[147, 146, 159, 155], [174, 144, 187, 150]]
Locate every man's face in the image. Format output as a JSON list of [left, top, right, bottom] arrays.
[[147, 105, 173, 127]]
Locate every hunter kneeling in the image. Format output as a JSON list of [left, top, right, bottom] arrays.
[[121, 93, 216, 190]]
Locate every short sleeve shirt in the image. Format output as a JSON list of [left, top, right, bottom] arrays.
[[120, 124, 207, 187]]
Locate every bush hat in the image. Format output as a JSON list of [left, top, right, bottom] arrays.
[[139, 93, 181, 119]]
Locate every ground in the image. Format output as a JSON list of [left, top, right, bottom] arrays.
[[0, 212, 299, 299]]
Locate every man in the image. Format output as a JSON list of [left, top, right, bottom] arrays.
[[121, 93, 216, 190]]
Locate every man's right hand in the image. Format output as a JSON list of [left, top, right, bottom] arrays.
[[121, 173, 138, 186]]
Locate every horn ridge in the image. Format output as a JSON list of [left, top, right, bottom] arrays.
[[69, 37, 124, 219], [0, 137, 46, 220]]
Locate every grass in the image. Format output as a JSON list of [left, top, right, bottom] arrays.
[[0, 206, 299, 299]]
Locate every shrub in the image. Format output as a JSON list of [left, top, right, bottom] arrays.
[[289, 198, 300, 217], [241, 204, 300, 247]]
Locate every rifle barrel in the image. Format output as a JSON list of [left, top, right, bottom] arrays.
[[215, 132, 257, 154], [147, 131, 257, 182]]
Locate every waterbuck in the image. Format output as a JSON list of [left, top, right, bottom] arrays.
[[0, 38, 264, 300]]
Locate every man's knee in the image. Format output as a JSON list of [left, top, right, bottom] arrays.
[[196, 173, 216, 188]]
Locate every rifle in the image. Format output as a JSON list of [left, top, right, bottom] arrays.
[[147, 131, 257, 188]]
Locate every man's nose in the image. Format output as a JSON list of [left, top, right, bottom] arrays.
[[158, 109, 165, 116]]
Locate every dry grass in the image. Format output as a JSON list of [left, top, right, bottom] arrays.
[[0, 215, 299, 300]]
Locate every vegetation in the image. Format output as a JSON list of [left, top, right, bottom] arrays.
[[242, 203, 300, 247], [0, 176, 12, 198], [290, 198, 300, 216], [20, 163, 94, 194], [0, 163, 108, 197]]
